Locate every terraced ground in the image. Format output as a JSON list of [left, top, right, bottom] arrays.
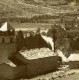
[[0, 0, 78, 18]]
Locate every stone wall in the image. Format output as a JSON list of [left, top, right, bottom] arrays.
[[0, 43, 16, 64], [14, 53, 61, 78]]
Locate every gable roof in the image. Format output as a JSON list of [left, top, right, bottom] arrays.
[[0, 22, 15, 31]]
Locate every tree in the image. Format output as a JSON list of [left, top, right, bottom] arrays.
[[16, 30, 25, 51], [36, 28, 40, 34]]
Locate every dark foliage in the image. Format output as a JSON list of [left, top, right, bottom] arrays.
[[16, 30, 25, 51], [25, 33, 51, 50]]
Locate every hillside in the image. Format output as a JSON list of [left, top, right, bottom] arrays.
[[0, 0, 78, 18]]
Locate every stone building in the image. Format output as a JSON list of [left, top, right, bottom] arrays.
[[0, 22, 16, 64]]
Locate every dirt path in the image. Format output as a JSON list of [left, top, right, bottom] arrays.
[[20, 69, 79, 80]]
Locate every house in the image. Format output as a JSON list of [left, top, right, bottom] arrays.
[[0, 22, 16, 64]]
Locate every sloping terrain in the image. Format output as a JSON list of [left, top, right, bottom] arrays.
[[0, 0, 78, 18], [0, 0, 37, 18]]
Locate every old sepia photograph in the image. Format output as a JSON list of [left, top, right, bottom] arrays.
[[0, 0, 79, 80]]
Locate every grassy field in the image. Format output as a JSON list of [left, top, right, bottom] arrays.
[[10, 22, 52, 31]]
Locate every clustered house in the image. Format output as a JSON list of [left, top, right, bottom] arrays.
[[0, 22, 16, 64], [0, 22, 61, 80]]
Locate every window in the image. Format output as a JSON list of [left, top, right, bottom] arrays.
[[2, 38, 5, 43], [10, 38, 14, 43]]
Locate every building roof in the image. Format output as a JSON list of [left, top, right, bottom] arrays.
[[67, 54, 79, 61], [0, 22, 15, 31]]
